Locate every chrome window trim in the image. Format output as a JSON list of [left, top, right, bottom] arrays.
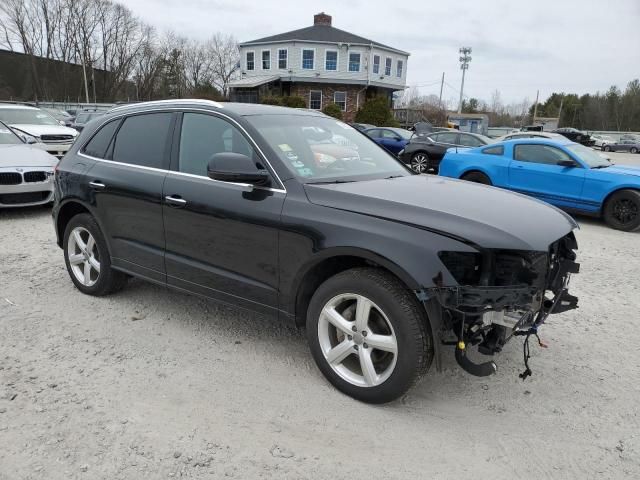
[[79, 107, 287, 192]]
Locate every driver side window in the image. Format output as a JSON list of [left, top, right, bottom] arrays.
[[178, 113, 257, 176], [513, 144, 572, 165]]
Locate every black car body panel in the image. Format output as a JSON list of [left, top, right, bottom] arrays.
[[53, 100, 580, 379], [399, 131, 491, 172]]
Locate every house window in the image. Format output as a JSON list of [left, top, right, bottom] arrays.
[[385, 57, 392, 76], [302, 49, 315, 69], [396, 60, 403, 78], [334, 92, 346, 111], [278, 49, 288, 69], [262, 50, 270, 70], [246, 51, 254, 71], [373, 55, 380, 74], [325, 50, 338, 71], [348, 52, 361, 72], [309, 90, 322, 110]]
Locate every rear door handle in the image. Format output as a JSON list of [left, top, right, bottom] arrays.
[[89, 181, 106, 189], [165, 195, 187, 208]]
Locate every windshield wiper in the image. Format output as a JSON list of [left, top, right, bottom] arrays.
[[592, 164, 613, 169], [306, 179, 356, 185], [384, 175, 404, 179]]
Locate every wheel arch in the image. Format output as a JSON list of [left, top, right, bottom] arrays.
[[459, 167, 493, 181], [601, 187, 640, 214], [291, 248, 420, 327], [55, 199, 101, 248]]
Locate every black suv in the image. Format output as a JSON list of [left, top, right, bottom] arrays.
[[53, 100, 579, 403]]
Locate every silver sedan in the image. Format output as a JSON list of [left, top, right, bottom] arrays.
[[0, 122, 58, 208]]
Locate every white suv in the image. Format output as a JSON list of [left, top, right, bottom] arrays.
[[0, 104, 78, 158]]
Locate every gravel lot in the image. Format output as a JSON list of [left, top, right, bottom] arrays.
[[1, 151, 639, 479]]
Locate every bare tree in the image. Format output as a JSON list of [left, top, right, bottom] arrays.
[[206, 33, 239, 98]]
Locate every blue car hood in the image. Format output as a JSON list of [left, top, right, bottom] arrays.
[[602, 165, 640, 177]]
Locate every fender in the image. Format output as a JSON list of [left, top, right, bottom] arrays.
[[54, 197, 111, 254]]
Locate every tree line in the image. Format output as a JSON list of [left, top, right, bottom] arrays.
[[397, 79, 640, 132], [0, 0, 240, 102]]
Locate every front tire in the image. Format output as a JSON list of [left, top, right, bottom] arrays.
[[461, 171, 492, 185], [602, 145, 611, 152], [63, 213, 128, 295], [603, 190, 640, 232], [631, 147, 638, 154], [306, 268, 433, 403]]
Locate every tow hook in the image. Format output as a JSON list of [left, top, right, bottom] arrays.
[[455, 341, 497, 377]]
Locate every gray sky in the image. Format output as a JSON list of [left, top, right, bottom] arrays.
[[125, 0, 640, 105]]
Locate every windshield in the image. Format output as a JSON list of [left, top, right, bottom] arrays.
[[0, 108, 60, 126], [247, 115, 410, 182], [567, 144, 611, 168], [0, 125, 23, 145]]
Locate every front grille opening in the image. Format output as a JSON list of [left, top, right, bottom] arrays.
[[0, 191, 50, 205], [0, 172, 22, 185], [23, 171, 47, 183], [438, 251, 482, 285]]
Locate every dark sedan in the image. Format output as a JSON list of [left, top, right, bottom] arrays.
[[552, 128, 595, 146], [363, 127, 414, 155], [399, 131, 491, 173], [602, 139, 640, 153]]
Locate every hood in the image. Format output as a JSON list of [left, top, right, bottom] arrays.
[[9, 124, 78, 138], [0, 144, 59, 168], [601, 165, 640, 178], [304, 175, 577, 251]]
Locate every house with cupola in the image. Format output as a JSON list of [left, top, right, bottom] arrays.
[[229, 13, 409, 121]]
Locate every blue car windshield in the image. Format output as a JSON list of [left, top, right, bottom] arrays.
[[567, 144, 611, 168]]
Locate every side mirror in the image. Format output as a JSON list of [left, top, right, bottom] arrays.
[[207, 152, 270, 187], [557, 160, 576, 167]]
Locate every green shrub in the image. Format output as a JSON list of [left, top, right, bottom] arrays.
[[283, 95, 306, 108], [322, 102, 343, 120], [355, 96, 399, 127], [260, 96, 284, 106]]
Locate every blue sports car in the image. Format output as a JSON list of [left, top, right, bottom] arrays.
[[439, 138, 640, 231]]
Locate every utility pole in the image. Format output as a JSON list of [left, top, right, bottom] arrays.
[[438, 72, 445, 109], [557, 97, 564, 127], [457, 47, 472, 114], [532, 89, 539, 124]]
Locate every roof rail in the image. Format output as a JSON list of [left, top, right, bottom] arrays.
[[108, 99, 224, 113]]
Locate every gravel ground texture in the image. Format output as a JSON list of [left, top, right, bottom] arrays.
[[1, 151, 639, 479]]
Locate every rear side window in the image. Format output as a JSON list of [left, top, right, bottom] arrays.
[[482, 145, 504, 155], [82, 120, 119, 159], [459, 135, 485, 147], [112, 113, 173, 169]]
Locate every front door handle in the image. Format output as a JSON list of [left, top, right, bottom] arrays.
[[89, 181, 106, 189], [165, 195, 187, 208]]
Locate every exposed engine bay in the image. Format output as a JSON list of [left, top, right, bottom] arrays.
[[421, 232, 580, 379]]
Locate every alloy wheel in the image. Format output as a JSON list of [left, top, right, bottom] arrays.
[[410, 154, 428, 173], [67, 227, 101, 287], [612, 199, 638, 225], [317, 293, 398, 387]]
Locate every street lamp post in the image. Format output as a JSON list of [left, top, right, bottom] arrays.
[[457, 47, 472, 114]]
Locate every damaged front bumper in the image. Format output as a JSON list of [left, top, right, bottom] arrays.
[[417, 233, 580, 378]]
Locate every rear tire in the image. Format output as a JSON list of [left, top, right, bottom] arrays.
[[306, 267, 433, 404], [461, 171, 492, 185], [631, 147, 638, 154], [410, 152, 430, 174], [603, 145, 611, 152], [603, 190, 640, 232], [63, 213, 128, 295]]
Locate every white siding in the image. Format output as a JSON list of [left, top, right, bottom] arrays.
[[239, 41, 408, 89]]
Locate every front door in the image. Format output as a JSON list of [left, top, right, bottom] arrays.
[[86, 111, 175, 283], [162, 111, 285, 316], [508, 143, 586, 210]]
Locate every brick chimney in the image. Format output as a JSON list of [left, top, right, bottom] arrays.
[[313, 12, 332, 26]]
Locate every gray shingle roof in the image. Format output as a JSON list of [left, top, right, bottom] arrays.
[[240, 24, 408, 55]]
